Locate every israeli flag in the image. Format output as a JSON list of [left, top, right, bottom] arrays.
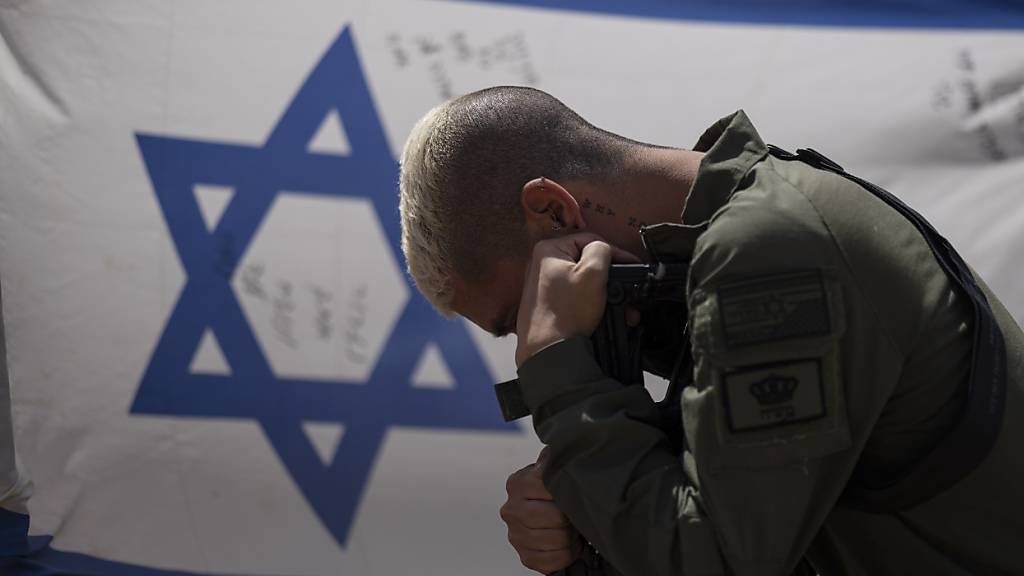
[[0, 1, 1021, 574]]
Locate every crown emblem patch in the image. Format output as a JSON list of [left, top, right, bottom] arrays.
[[722, 359, 826, 432]]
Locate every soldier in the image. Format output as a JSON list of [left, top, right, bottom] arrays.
[[397, 86, 1024, 575]]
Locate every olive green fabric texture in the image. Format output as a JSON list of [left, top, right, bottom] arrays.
[[516, 111, 1024, 576]]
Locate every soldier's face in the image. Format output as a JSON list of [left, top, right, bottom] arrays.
[[451, 257, 529, 339]]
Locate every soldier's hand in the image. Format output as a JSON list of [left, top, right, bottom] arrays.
[[500, 448, 581, 574], [515, 232, 640, 367]]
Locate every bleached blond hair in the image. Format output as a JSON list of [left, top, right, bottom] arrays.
[[399, 103, 461, 317], [398, 86, 633, 317]]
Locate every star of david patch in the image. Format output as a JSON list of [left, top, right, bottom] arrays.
[[717, 271, 831, 348]]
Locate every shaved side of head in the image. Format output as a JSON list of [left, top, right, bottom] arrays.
[[399, 86, 639, 315]]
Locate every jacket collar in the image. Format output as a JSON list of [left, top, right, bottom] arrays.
[[641, 110, 768, 262]]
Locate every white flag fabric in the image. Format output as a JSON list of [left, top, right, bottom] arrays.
[[1, 1, 1022, 574]]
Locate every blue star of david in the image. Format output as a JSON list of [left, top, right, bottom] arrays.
[[132, 26, 517, 548]]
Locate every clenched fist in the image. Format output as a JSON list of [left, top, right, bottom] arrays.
[[500, 449, 581, 573], [515, 232, 640, 367]]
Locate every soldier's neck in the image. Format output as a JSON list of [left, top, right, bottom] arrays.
[[577, 147, 703, 260]]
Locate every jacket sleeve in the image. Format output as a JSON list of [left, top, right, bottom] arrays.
[[518, 337, 729, 576], [517, 174, 908, 575]]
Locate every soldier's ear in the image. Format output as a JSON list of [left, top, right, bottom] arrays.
[[521, 177, 585, 233]]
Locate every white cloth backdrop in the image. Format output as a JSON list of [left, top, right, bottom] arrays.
[[0, 1, 1022, 574]]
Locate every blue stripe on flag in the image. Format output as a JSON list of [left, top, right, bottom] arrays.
[[0, 508, 28, 557], [449, 0, 1024, 29], [0, 536, 298, 576]]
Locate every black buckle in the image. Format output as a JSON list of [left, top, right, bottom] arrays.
[[768, 144, 845, 174], [767, 144, 797, 160], [796, 147, 844, 173]]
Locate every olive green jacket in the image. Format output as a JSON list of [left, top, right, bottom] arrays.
[[517, 111, 1024, 576]]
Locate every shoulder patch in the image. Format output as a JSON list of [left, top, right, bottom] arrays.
[[722, 359, 826, 432], [717, 271, 830, 348]]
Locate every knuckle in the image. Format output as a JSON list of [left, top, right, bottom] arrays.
[[580, 255, 607, 273], [527, 463, 541, 476], [506, 466, 528, 494], [573, 263, 602, 281]]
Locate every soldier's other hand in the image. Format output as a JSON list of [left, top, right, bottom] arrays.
[[500, 448, 581, 574], [514, 232, 640, 367]]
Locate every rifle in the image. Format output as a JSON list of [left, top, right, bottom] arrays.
[[494, 262, 689, 422], [494, 262, 691, 575]]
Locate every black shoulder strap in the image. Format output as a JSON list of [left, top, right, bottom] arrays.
[[767, 145, 1008, 513]]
